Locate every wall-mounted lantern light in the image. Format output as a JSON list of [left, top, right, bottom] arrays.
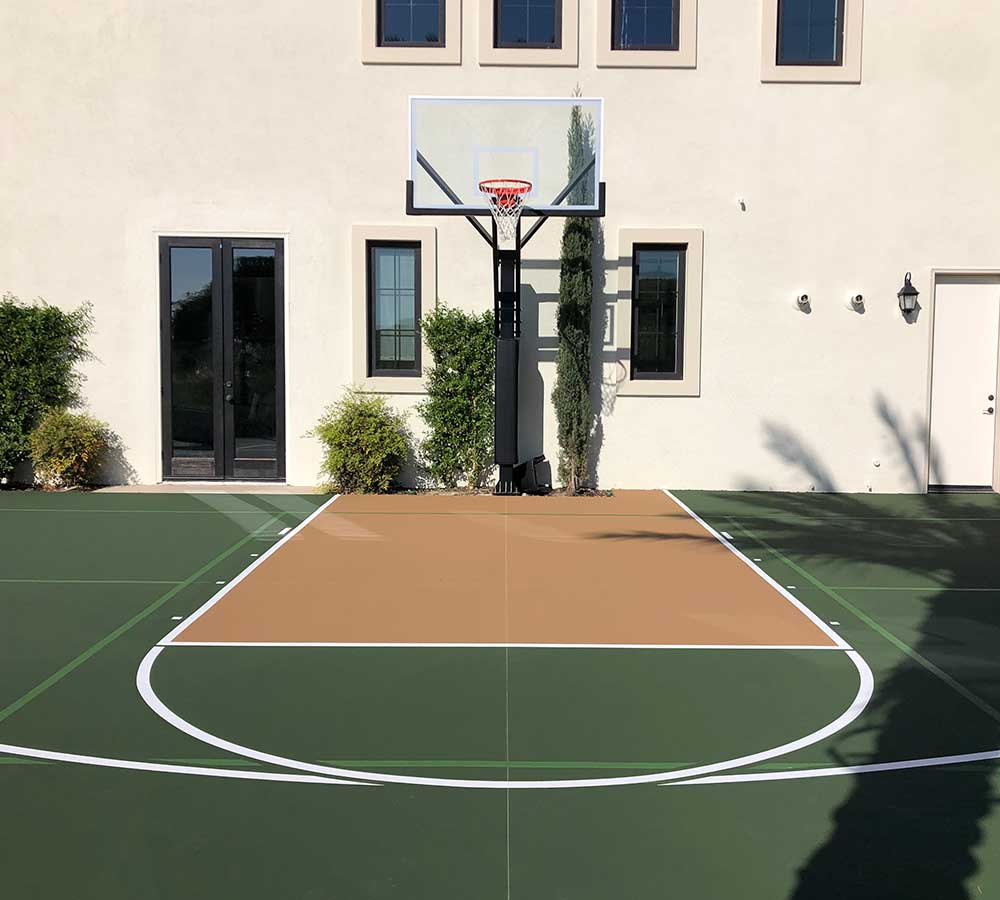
[[851, 294, 865, 311], [897, 273, 920, 314], [797, 294, 811, 312]]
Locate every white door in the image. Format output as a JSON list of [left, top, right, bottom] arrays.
[[929, 275, 1000, 487]]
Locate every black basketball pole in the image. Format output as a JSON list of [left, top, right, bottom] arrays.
[[492, 216, 522, 495]]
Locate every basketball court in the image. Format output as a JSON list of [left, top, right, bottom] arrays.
[[3, 488, 1000, 897]]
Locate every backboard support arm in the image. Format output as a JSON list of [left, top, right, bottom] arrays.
[[410, 154, 493, 246]]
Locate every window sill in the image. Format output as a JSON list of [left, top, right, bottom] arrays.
[[616, 375, 700, 398], [356, 376, 428, 395]]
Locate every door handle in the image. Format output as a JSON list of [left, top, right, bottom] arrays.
[[225, 393, 234, 403]]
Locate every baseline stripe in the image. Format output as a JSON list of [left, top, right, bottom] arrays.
[[160, 642, 847, 650], [0, 742, 369, 785], [671, 749, 1000, 785]]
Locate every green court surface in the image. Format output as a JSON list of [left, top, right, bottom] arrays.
[[2, 489, 1000, 898]]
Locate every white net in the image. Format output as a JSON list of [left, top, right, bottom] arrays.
[[479, 179, 532, 243]]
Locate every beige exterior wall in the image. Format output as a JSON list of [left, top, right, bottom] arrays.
[[1, 0, 999, 491]]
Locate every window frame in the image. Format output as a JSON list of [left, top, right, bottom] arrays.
[[775, 0, 845, 67], [493, 0, 563, 50], [478, 0, 578, 66], [615, 227, 703, 398], [377, 0, 446, 48], [596, 0, 696, 68], [760, 0, 863, 84], [362, 0, 461, 65], [629, 243, 687, 381], [611, 0, 680, 52], [367, 240, 422, 379]]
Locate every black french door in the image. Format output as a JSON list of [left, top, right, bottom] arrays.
[[159, 237, 285, 481]]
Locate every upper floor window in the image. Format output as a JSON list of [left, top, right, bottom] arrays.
[[612, 0, 679, 51], [368, 242, 421, 377], [776, 0, 844, 65], [495, 0, 562, 48], [630, 244, 685, 380], [379, 0, 445, 47]]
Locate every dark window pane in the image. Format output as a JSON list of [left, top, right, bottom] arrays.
[[497, 0, 560, 47], [232, 249, 277, 467], [613, 0, 676, 50], [631, 247, 684, 378], [380, 0, 443, 45], [499, 4, 528, 44], [370, 245, 420, 374], [778, 0, 843, 64], [412, 5, 441, 42], [169, 248, 215, 463], [527, 1, 557, 44]]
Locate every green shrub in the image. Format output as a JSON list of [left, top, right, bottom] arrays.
[[0, 295, 93, 479], [312, 389, 410, 493], [418, 305, 495, 488], [28, 409, 110, 489]]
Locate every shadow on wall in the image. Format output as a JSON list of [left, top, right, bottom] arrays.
[[740, 393, 943, 493], [519, 225, 620, 487], [99, 429, 139, 486], [723, 413, 999, 899]]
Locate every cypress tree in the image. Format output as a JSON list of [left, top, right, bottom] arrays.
[[551, 100, 594, 493]]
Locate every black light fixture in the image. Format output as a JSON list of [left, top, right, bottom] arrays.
[[897, 272, 920, 314]]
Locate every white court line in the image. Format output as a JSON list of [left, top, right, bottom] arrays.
[[158, 495, 341, 646], [162, 642, 846, 650], [0, 742, 369, 785], [670, 748, 1000, 785], [661, 489, 851, 651], [136, 646, 873, 790], [135, 488, 873, 789]]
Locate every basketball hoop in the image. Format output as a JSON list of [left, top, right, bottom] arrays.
[[479, 179, 532, 243]]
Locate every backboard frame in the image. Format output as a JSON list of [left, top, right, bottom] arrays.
[[406, 95, 606, 220]]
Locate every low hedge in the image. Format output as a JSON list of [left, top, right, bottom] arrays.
[[312, 389, 410, 493], [28, 409, 110, 489]]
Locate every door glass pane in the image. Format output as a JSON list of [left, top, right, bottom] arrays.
[[169, 247, 216, 477], [232, 248, 278, 478]]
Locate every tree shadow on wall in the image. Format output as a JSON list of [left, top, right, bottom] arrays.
[[727, 397, 1000, 899]]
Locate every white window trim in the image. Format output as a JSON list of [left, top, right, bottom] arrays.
[[761, 0, 864, 84], [362, 0, 462, 65], [352, 225, 435, 394], [596, 0, 698, 69], [478, 0, 579, 66], [615, 227, 703, 398]]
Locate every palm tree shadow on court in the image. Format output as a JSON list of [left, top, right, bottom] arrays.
[[722, 397, 1000, 899]]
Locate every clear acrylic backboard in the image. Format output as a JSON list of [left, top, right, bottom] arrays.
[[407, 96, 604, 217]]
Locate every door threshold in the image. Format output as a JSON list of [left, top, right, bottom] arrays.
[[928, 484, 996, 494], [97, 483, 323, 495]]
